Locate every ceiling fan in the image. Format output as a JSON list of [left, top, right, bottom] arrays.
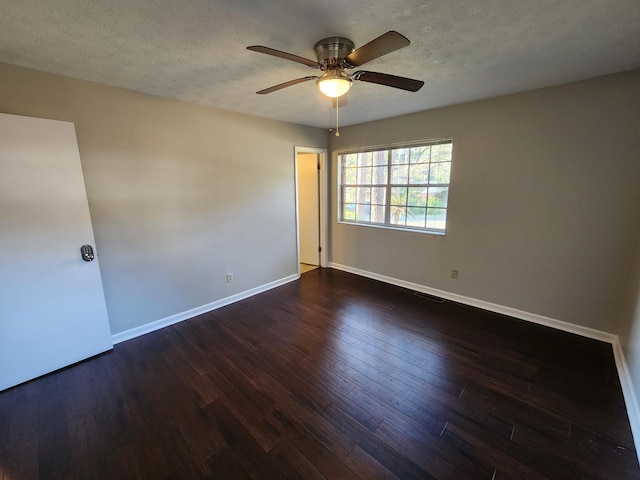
[[247, 31, 424, 99]]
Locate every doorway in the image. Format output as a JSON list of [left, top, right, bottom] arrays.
[[295, 147, 327, 275]]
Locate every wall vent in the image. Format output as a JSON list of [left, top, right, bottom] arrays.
[[413, 291, 446, 303]]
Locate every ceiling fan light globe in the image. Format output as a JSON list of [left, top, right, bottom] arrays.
[[317, 77, 352, 98]]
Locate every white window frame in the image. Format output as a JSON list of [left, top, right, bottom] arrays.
[[338, 139, 453, 234]]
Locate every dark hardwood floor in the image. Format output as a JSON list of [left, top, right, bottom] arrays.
[[1, 268, 638, 479]]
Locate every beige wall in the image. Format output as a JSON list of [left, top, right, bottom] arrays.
[[0, 62, 327, 335], [330, 70, 640, 333]]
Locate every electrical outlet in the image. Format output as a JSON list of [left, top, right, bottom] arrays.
[[226, 273, 233, 283], [451, 269, 459, 279]]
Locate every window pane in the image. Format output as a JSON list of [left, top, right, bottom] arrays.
[[358, 167, 372, 184], [390, 187, 407, 206], [357, 152, 372, 167], [371, 205, 385, 223], [343, 154, 357, 168], [344, 167, 357, 185], [407, 207, 426, 228], [371, 187, 386, 205], [372, 150, 387, 166], [410, 146, 431, 163], [391, 165, 408, 184], [390, 206, 406, 225], [343, 203, 355, 220], [408, 187, 427, 207], [356, 187, 370, 203], [344, 186, 356, 203], [409, 163, 429, 184], [356, 204, 370, 222], [426, 208, 447, 229], [432, 143, 452, 162], [391, 148, 409, 165], [372, 166, 388, 184], [427, 187, 448, 207], [429, 162, 451, 184]]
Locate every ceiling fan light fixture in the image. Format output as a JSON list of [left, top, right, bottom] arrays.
[[317, 70, 352, 98]]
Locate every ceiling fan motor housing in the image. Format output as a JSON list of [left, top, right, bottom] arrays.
[[314, 37, 354, 67]]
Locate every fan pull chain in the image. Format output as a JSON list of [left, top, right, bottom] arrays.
[[335, 96, 340, 137]]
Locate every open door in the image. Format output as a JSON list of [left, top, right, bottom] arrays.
[[295, 147, 327, 273], [0, 113, 113, 391], [298, 153, 320, 266]]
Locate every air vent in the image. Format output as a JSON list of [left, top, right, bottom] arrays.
[[413, 291, 445, 303]]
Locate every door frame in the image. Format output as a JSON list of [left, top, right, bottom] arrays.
[[294, 146, 328, 273]]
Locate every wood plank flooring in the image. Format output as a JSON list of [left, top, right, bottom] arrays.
[[1, 268, 638, 479]]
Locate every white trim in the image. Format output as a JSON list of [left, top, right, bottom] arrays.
[[337, 218, 446, 236], [294, 146, 328, 270], [333, 137, 454, 156], [111, 274, 299, 344], [612, 338, 640, 462], [328, 262, 615, 343]]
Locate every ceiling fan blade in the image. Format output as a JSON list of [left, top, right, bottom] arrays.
[[353, 71, 424, 92], [256, 76, 318, 94], [344, 31, 410, 67], [247, 46, 321, 68]]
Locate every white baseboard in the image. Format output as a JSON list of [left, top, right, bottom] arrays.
[[329, 262, 640, 462], [111, 274, 299, 344], [329, 262, 615, 343], [612, 338, 640, 460]]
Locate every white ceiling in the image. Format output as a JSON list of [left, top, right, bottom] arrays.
[[1, 0, 639, 128]]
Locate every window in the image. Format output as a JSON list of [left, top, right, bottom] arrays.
[[339, 139, 452, 233]]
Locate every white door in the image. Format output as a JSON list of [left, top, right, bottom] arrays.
[[297, 153, 320, 265], [0, 113, 113, 391]]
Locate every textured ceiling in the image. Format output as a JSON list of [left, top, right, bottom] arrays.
[[1, 0, 639, 128]]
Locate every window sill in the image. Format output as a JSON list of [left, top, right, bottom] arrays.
[[337, 220, 446, 236]]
